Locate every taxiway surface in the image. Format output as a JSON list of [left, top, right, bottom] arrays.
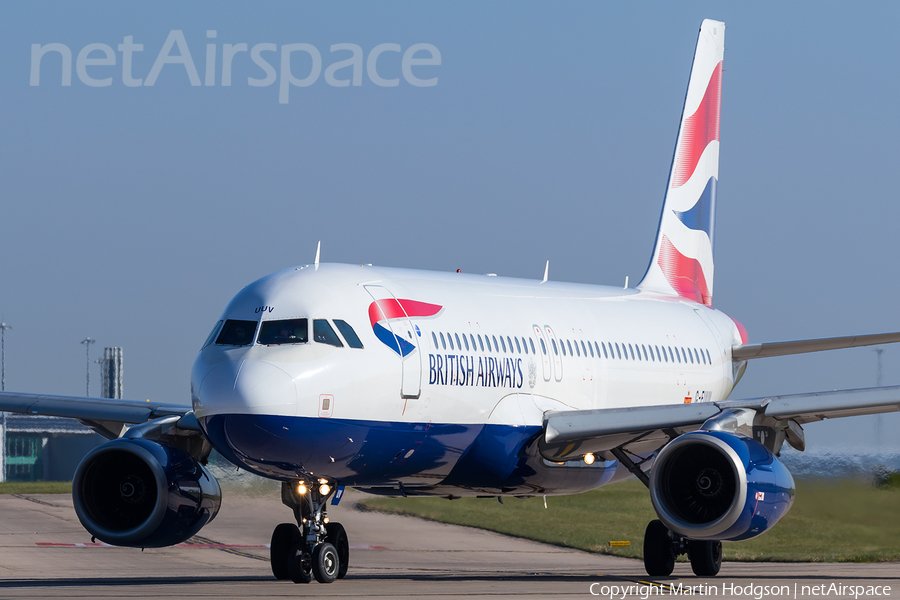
[[0, 491, 895, 599]]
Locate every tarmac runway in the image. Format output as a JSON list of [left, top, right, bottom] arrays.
[[0, 490, 895, 599]]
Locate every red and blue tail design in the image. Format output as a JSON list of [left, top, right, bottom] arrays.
[[638, 19, 724, 307], [368, 299, 442, 356]]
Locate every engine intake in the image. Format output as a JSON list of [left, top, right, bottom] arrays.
[[73, 438, 221, 548], [649, 430, 794, 541]]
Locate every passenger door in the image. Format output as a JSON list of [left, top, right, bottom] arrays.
[[364, 285, 422, 399]]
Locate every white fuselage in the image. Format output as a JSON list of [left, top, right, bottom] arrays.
[[191, 263, 745, 496]]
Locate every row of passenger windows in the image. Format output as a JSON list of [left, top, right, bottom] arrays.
[[429, 330, 712, 366], [204, 318, 364, 349]]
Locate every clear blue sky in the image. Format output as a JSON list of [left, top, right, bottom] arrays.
[[1, 1, 898, 450]]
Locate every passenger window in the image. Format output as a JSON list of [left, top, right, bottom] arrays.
[[552, 339, 559, 355], [629, 344, 635, 360], [515, 337, 522, 353], [507, 336, 514, 353], [202, 320, 224, 349], [493, 336, 500, 352], [455, 333, 462, 350], [675, 347, 681, 363], [530, 338, 537, 354], [313, 319, 343, 347], [463, 334, 469, 351], [588, 342, 594, 357], [681, 347, 688, 363], [440, 332, 447, 350], [478, 335, 485, 351], [470, 334, 476, 351], [448, 333, 455, 350], [668, 347, 674, 362], [501, 336, 507, 353], [688, 348, 694, 364], [217, 319, 258, 346], [432, 332, 439, 349], [334, 320, 364, 349], [567, 340, 574, 356], [655, 346, 661, 362], [706, 349, 712, 363], [615, 343, 622, 359], [694, 348, 701, 364], [601, 342, 608, 359], [486, 336, 492, 352], [540, 338, 547, 354]]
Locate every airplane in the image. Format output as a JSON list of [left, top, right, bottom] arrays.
[[2, 18, 900, 583]]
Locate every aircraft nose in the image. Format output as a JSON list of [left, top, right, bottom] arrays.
[[197, 359, 298, 415]]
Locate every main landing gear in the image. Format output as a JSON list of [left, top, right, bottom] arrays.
[[643, 519, 722, 577], [270, 479, 350, 584]]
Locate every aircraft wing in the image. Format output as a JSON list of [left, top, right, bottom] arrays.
[[732, 332, 900, 360], [0, 391, 192, 439], [539, 385, 900, 462]]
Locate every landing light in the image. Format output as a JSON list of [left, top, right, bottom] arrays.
[[584, 453, 596, 465], [297, 482, 308, 495], [319, 484, 331, 496]]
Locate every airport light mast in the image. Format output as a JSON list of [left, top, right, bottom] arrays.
[[0, 322, 9, 483], [1, 322, 10, 392], [81, 338, 96, 397]]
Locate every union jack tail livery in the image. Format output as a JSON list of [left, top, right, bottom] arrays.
[[639, 19, 724, 307]]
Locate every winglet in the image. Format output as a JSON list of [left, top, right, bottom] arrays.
[[541, 260, 549, 284], [314, 241, 321, 270]]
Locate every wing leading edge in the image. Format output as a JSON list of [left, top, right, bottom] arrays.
[[0, 391, 193, 439], [540, 385, 900, 463], [732, 331, 900, 360]]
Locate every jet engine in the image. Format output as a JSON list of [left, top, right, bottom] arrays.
[[72, 438, 221, 548], [649, 430, 795, 541]]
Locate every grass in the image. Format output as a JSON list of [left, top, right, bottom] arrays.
[[361, 478, 900, 563], [0, 481, 72, 494]]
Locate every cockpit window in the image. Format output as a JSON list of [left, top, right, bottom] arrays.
[[216, 319, 257, 346], [258, 318, 308, 345], [313, 319, 343, 347], [334, 320, 364, 349], [202, 320, 224, 349]]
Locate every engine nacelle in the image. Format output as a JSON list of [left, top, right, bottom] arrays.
[[73, 438, 221, 548], [649, 430, 795, 541]]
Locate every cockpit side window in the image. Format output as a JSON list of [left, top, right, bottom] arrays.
[[203, 320, 224, 349], [216, 319, 257, 346], [258, 318, 308, 345], [334, 320, 364, 349], [313, 319, 343, 347]]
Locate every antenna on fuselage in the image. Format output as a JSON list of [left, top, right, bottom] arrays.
[[541, 260, 549, 284], [314, 241, 321, 270]]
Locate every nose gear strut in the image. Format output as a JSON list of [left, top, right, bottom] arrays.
[[269, 479, 349, 584]]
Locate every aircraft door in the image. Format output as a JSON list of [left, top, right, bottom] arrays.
[[544, 325, 563, 382], [365, 285, 422, 399], [532, 324, 551, 382]]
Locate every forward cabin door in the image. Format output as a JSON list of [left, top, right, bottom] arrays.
[[365, 285, 422, 399]]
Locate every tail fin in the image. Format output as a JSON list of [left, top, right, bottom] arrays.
[[638, 19, 724, 307]]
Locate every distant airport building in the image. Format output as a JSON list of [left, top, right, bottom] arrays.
[[1, 347, 123, 482], [100, 347, 123, 399]]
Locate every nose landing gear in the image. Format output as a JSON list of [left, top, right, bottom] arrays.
[[270, 479, 350, 584]]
